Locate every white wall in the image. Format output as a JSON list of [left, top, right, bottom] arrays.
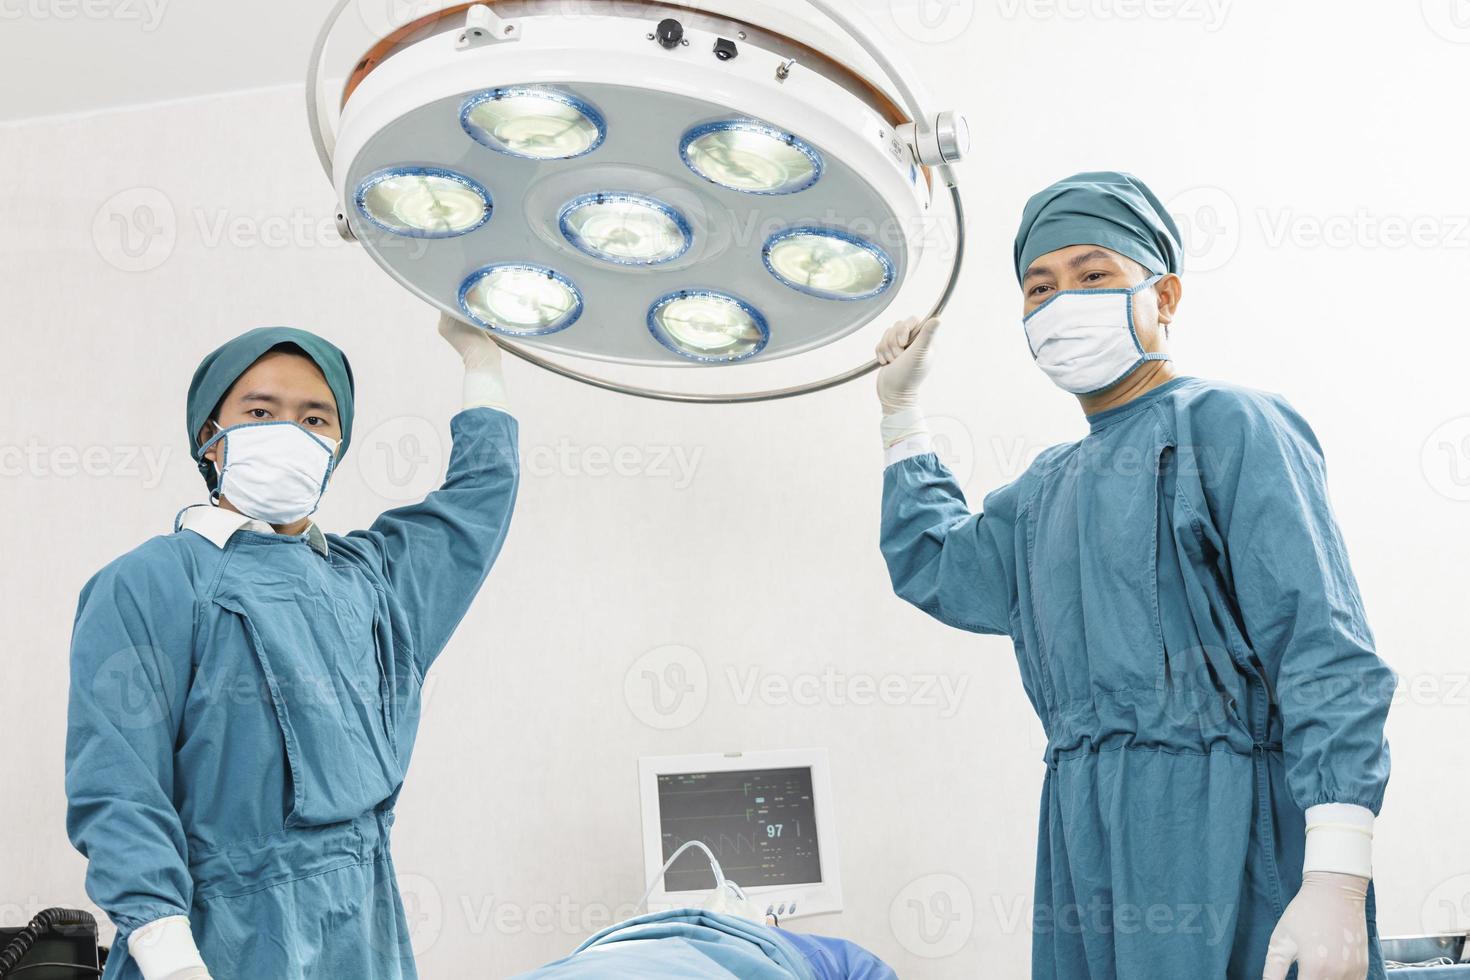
[[3, 3, 1470, 977]]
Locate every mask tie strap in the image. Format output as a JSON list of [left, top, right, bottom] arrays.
[[195, 420, 227, 492], [1128, 273, 1170, 360]]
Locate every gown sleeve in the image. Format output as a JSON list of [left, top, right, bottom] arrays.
[[64, 545, 197, 938], [879, 451, 1020, 636], [345, 407, 520, 676], [1194, 390, 1394, 813]]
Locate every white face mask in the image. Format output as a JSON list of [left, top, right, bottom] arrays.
[[1022, 274, 1169, 395], [199, 421, 338, 525]]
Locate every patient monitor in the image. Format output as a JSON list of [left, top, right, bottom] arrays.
[[638, 748, 843, 920]]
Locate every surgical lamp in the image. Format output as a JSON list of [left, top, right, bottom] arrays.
[[307, 0, 969, 402]]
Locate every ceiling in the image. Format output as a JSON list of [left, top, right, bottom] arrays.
[[0, 0, 909, 123]]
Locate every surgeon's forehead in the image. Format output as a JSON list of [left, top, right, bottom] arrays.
[[223, 352, 337, 411], [1023, 245, 1131, 282]]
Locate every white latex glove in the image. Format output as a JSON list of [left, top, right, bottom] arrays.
[[875, 316, 940, 414], [438, 312, 510, 413], [1262, 872, 1370, 980], [127, 916, 211, 980]]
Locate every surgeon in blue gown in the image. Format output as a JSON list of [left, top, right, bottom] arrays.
[[65, 316, 518, 980], [875, 172, 1393, 980]]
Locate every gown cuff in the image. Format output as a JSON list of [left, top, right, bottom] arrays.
[[128, 915, 207, 979], [1303, 803, 1374, 878], [884, 434, 934, 467], [462, 363, 510, 414], [881, 407, 929, 450]]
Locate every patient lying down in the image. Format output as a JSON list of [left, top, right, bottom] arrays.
[[510, 907, 898, 980]]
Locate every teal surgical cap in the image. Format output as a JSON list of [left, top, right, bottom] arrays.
[[1013, 171, 1183, 285], [186, 327, 355, 487]]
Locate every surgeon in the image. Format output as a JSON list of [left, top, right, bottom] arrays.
[[875, 172, 1393, 980], [65, 315, 519, 980]]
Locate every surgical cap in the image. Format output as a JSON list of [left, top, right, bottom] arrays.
[[1013, 171, 1183, 284], [186, 327, 355, 487]]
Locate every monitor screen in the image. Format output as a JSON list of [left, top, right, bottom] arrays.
[[656, 765, 822, 892]]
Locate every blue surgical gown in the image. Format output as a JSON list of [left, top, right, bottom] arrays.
[[880, 377, 1393, 980], [65, 408, 519, 980]]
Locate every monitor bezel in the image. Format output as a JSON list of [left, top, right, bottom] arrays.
[[638, 747, 843, 920]]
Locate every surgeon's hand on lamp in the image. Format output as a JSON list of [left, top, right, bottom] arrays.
[[875, 315, 941, 456], [438, 312, 510, 412]]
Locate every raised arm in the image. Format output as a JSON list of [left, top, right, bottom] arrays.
[[344, 316, 520, 676], [874, 316, 1017, 636]]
